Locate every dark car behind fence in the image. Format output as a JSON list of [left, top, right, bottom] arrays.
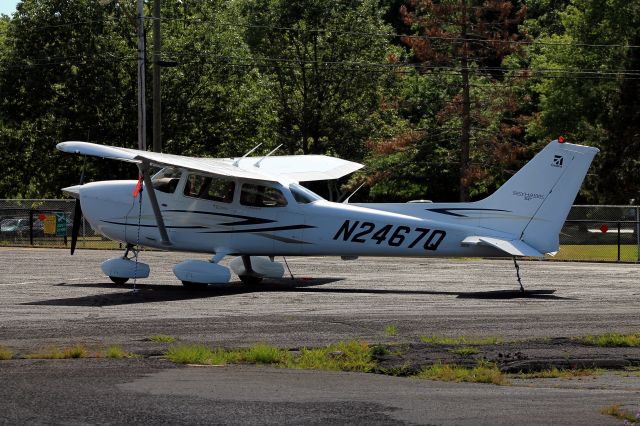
[[0, 200, 638, 262], [0, 199, 122, 250]]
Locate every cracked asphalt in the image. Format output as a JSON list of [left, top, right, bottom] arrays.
[[0, 247, 639, 424]]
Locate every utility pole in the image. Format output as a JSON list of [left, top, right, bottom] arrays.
[[152, 0, 162, 153], [459, 0, 471, 202], [136, 0, 146, 151]]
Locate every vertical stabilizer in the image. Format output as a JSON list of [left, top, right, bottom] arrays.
[[474, 140, 598, 253]]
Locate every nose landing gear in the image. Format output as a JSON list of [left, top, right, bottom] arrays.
[[101, 244, 150, 284]]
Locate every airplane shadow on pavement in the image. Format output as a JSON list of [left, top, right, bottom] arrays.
[[23, 277, 570, 307]]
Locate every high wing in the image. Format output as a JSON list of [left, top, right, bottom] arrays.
[[56, 141, 363, 183]]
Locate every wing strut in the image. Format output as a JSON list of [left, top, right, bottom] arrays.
[[138, 161, 171, 246]]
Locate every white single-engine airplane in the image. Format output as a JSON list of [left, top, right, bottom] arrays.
[[57, 139, 598, 291]]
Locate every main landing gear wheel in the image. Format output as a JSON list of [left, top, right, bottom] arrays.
[[110, 276, 129, 285], [239, 275, 263, 285], [181, 281, 209, 290]]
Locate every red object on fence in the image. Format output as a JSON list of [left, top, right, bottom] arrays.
[[38, 213, 46, 221], [600, 224, 608, 233]]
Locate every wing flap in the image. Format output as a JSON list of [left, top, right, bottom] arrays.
[[462, 236, 544, 257]]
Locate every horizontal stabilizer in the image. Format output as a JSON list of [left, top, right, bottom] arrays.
[[462, 236, 544, 258]]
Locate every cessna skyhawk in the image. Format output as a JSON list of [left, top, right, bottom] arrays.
[[57, 139, 598, 289]]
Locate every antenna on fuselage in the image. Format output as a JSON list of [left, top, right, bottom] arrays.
[[341, 182, 366, 204], [233, 143, 263, 167], [254, 144, 283, 168]]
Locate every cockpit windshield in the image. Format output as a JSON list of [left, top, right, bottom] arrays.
[[289, 183, 323, 204], [151, 167, 182, 194]]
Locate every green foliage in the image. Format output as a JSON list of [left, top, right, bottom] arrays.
[[578, 333, 640, 347], [600, 404, 639, 423], [384, 324, 397, 337], [242, 0, 400, 163], [165, 341, 375, 372], [166, 344, 231, 365], [242, 343, 290, 364], [448, 347, 480, 356], [146, 335, 176, 343], [0, 346, 13, 360], [105, 345, 128, 359], [285, 341, 375, 372], [420, 335, 501, 345], [26, 344, 88, 359], [0, 1, 638, 203], [415, 360, 509, 385], [512, 367, 597, 379], [525, 0, 640, 203]]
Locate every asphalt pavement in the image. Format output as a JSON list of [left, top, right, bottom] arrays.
[[0, 247, 639, 424]]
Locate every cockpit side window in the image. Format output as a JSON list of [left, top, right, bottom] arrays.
[[184, 174, 235, 203], [151, 167, 182, 194], [240, 184, 287, 207]]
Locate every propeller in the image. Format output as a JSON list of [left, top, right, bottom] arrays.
[[70, 198, 82, 255], [70, 158, 86, 255]]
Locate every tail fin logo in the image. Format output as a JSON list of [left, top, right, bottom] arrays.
[[552, 155, 564, 168]]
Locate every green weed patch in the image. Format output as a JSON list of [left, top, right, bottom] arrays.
[[416, 360, 508, 385], [578, 333, 640, 347]]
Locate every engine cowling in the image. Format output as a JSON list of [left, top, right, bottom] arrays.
[[173, 260, 231, 284]]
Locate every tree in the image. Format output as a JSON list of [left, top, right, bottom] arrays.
[[0, 0, 140, 198], [398, 0, 528, 201], [242, 0, 398, 162], [526, 0, 640, 203]]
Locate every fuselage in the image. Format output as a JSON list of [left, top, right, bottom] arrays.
[[74, 168, 509, 259]]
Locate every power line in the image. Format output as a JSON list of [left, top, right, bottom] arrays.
[[155, 15, 640, 50], [2, 14, 639, 51]]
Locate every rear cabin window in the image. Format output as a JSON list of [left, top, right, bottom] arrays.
[[240, 184, 287, 207], [183, 174, 235, 203], [151, 167, 182, 194]]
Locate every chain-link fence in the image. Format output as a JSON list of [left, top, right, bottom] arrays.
[[0, 199, 122, 250], [555, 205, 639, 262], [1, 200, 638, 262]]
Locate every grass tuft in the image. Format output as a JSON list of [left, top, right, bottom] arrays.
[[420, 335, 501, 345], [448, 347, 480, 356], [286, 341, 375, 372], [578, 333, 640, 347], [146, 335, 176, 343], [242, 344, 289, 364], [165, 341, 375, 372], [105, 345, 129, 359], [416, 360, 509, 385], [370, 345, 389, 357], [27, 345, 88, 360], [0, 346, 13, 360], [600, 404, 639, 423], [384, 324, 398, 337], [166, 344, 227, 365], [512, 367, 597, 380]]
